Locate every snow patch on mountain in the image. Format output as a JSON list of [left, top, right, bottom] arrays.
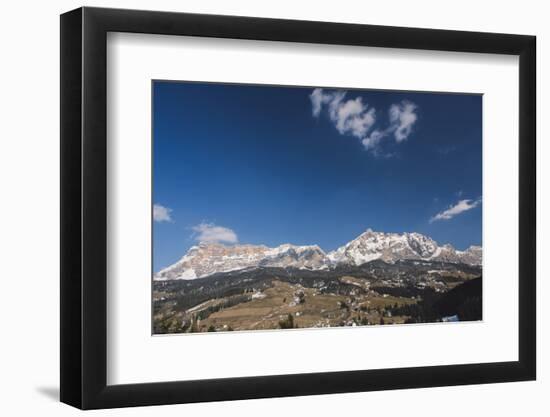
[[327, 229, 481, 266], [153, 230, 482, 280]]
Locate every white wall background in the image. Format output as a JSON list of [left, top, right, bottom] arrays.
[[0, 0, 545, 415]]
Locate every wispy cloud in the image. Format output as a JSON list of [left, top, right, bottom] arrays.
[[390, 101, 418, 142], [153, 204, 173, 222], [430, 198, 482, 223], [192, 223, 238, 244], [310, 88, 418, 154], [310, 89, 376, 139]]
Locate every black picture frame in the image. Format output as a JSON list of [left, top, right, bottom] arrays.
[[60, 6, 536, 410]]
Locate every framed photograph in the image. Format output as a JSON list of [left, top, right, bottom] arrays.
[[60, 7, 536, 409]]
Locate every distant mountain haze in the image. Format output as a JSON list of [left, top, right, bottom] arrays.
[[154, 229, 482, 281]]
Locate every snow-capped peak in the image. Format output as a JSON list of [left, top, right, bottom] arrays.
[[327, 230, 480, 266], [154, 242, 330, 280], [154, 230, 482, 280]]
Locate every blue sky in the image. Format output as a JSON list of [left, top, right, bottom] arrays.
[[153, 81, 482, 271]]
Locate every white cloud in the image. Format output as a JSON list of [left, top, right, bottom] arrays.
[[310, 88, 328, 117], [310, 89, 417, 154], [430, 198, 482, 223], [192, 223, 238, 244], [333, 97, 376, 138], [361, 129, 385, 150], [153, 204, 173, 222], [311, 89, 376, 140], [389, 101, 418, 142]]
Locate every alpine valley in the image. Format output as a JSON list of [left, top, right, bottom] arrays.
[[153, 230, 482, 334]]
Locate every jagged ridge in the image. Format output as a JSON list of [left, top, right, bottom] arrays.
[[154, 229, 482, 281]]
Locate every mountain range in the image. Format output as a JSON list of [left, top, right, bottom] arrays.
[[154, 229, 482, 281]]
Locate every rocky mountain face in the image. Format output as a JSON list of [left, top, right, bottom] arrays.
[[154, 230, 482, 281], [327, 229, 482, 266], [154, 243, 329, 281]]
